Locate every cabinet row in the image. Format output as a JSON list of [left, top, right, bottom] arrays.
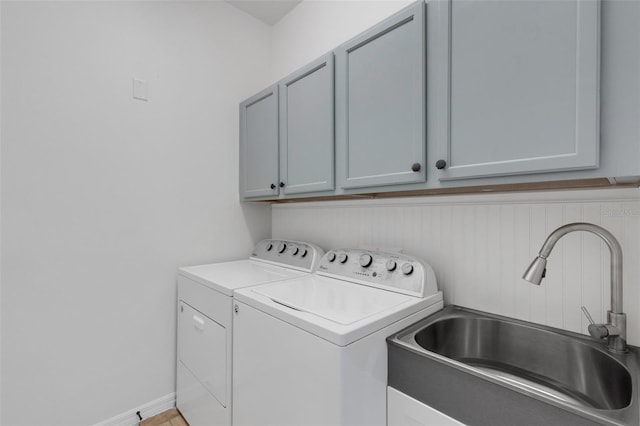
[[240, 0, 634, 201]]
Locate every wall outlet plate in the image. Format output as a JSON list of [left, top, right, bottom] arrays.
[[133, 78, 148, 101]]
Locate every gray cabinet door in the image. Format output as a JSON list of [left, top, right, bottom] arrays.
[[239, 85, 279, 198], [335, 2, 426, 189], [434, 0, 600, 181], [279, 53, 334, 195]]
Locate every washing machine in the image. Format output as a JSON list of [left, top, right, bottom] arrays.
[[176, 239, 323, 426], [232, 248, 444, 426]]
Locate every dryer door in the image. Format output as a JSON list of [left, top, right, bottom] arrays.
[[178, 302, 227, 406]]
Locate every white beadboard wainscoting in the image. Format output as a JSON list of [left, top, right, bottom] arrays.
[[272, 188, 640, 345]]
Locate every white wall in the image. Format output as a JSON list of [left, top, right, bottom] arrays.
[[0, 2, 271, 425], [0, 0, 3, 421], [271, 0, 411, 79]]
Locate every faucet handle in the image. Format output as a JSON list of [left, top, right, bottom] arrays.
[[581, 306, 596, 325], [581, 306, 610, 339]]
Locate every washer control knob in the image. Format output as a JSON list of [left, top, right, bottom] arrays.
[[300, 248, 308, 258], [292, 247, 299, 255], [266, 242, 273, 251], [401, 263, 414, 275], [338, 253, 348, 264], [277, 243, 287, 253], [386, 260, 397, 271], [359, 254, 373, 267], [327, 252, 336, 262]]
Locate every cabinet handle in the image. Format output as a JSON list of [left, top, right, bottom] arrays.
[[270, 183, 276, 190], [435, 160, 447, 170], [279, 182, 285, 188], [411, 163, 421, 172]]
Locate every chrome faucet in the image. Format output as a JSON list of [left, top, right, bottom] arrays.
[[522, 222, 627, 353]]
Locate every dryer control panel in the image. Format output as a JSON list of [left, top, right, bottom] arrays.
[[251, 239, 324, 273], [316, 249, 438, 298]]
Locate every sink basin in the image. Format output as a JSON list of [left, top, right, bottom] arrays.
[[415, 315, 631, 409], [388, 307, 639, 426]]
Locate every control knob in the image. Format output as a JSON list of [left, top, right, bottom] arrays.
[[292, 247, 299, 255], [266, 242, 273, 251], [300, 248, 308, 257], [338, 253, 348, 264], [359, 254, 373, 268], [401, 263, 414, 275], [327, 252, 336, 262], [386, 260, 397, 271], [277, 243, 287, 254]]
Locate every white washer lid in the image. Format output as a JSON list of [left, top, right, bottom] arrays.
[[178, 260, 306, 296], [252, 276, 410, 325], [235, 275, 443, 346]]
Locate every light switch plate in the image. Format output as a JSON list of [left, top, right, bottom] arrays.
[[133, 78, 148, 101]]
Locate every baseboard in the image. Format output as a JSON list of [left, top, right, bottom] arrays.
[[94, 392, 176, 426]]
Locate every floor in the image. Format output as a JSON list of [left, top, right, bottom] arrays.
[[139, 409, 188, 426]]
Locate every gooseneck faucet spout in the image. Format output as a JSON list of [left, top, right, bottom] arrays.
[[522, 222, 627, 353]]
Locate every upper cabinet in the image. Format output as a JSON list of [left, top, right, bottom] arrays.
[[335, 2, 426, 189], [433, 0, 601, 181], [239, 85, 279, 199], [240, 54, 335, 200], [239, 0, 640, 201], [279, 53, 335, 195]]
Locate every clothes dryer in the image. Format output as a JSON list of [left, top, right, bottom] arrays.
[[232, 248, 443, 426], [176, 239, 323, 426]]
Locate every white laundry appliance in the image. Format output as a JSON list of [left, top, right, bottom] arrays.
[[176, 239, 323, 426], [232, 248, 443, 426]]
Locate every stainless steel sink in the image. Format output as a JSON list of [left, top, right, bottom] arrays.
[[388, 306, 640, 426], [415, 315, 632, 409]]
